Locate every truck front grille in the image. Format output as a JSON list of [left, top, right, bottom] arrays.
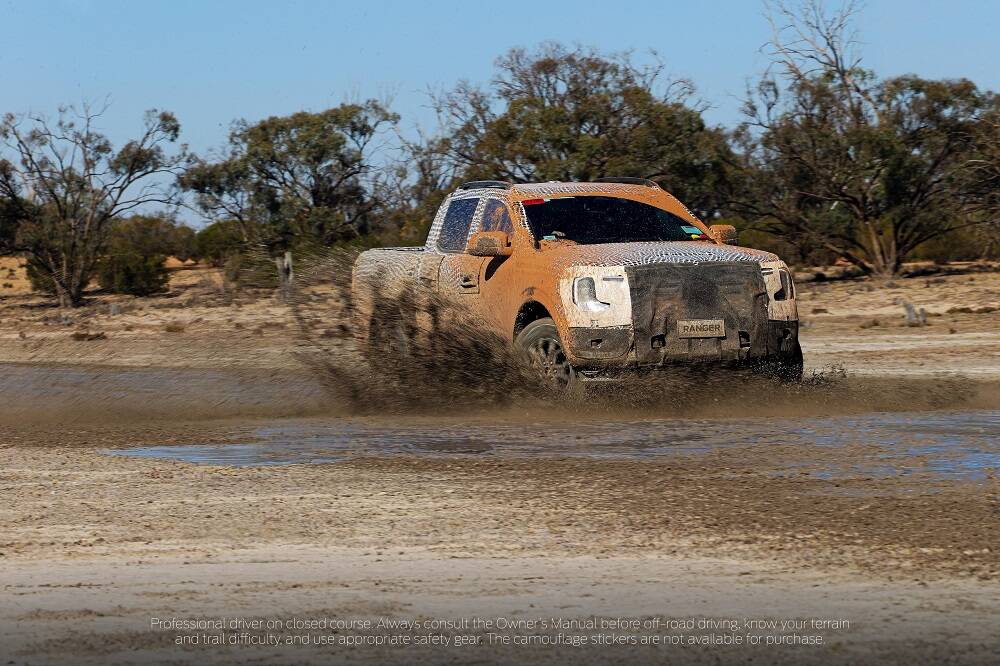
[[626, 262, 769, 365]]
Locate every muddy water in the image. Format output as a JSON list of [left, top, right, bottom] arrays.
[[3, 362, 995, 482], [105, 410, 1000, 482], [0, 363, 330, 422]]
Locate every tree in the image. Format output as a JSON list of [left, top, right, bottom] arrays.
[[94, 214, 193, 297], [106, 213, 195, 259], [732, 1, 994, 276], [379, 134, 463, 244], [195, 219, 245, 266], [97, 253, 170, 296], [180, 101, 398, 251], [0, 161, 29, 253], [430, 43, 735, 221], [0, 103, 187, 305], [960, 110, 1000, 257]]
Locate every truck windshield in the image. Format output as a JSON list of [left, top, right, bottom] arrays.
[[521, 196, 709, 244]]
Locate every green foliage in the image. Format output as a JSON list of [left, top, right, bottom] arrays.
[[0, 105, 186, 306], [222, 251, 278, 289], [380, 138, 461, 244], [738, 73, 992, 275], [180, 102, 398, 253], [911, 226, 987, 263], [731, 3, 995, 276], [169, 38, 998, 271], [26, 260, 57, 294], [91, 214, 190, 295], [173, 226, 196, 261], [0, 160, 24, 253], [959, 111, 1000, 257], [6, 38, 988, 280], [195, 219, 245, 266], [432, 43, 735, 221], [107, 214, 195, 260], [97, 252, 169, 296]]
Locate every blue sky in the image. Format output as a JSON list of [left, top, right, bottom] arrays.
[[1, 0, 998, 158]]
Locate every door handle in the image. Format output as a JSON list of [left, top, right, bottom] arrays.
[[460, 274, 475, 287]]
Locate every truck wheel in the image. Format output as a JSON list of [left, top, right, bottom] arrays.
[[765, 340, 803, 382], [781, 341, 804, 382], [515, 318, 577, 391]]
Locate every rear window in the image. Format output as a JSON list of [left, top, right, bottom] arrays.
[[437, 198, 480, 252], [521, 196, 707, 244]]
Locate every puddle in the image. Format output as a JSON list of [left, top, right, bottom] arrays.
[[104, 410, 1000, 482]]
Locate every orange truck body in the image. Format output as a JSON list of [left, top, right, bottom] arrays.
[[352, 180, 801, 379]]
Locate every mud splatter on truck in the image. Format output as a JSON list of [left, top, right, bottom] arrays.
[[352, 179, 803, 387]]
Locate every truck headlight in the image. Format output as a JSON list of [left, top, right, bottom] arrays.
[[572, 277, 610, 312], [561, 267, 631, 327]]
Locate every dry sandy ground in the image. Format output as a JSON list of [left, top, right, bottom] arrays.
[[0, 256, 31, 296], [1, 430, 998, 664], [795, 268, 999, 376], [0, 263, 998, 664]]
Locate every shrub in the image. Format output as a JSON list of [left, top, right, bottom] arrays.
[[911, 227, 986, 264], [26, 261, 58, 295], [97, 252, 170, 296], [196, 220, 245, 266], [108, 215, 196, 260], [222, 251, 279, 289]]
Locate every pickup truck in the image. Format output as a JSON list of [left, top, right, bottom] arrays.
[[352, 178, 801, 388]]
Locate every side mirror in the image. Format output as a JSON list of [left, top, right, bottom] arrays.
[[467, 231, 513, 257], [709, 224, 738, 245]]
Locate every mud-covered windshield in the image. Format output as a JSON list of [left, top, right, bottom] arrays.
[[521, 196, 709, 244]]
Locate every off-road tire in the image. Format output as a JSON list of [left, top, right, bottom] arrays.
[[781, 340, 805, 382], [762, 340, 803, 382], [515, 317, 578, 392]]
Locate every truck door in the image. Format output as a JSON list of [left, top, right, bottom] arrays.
[[436, 197, 486, 296], [440, 255, 487, 294]]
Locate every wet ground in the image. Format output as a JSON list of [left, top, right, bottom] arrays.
[[3, 363, 998, 665], [1, 264, 998, 664], [105, 410, 1000, 485], [0, 362, 331, 422]]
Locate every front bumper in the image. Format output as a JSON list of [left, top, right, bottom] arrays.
[[568, 320, 799, 370], [565, 261, 799, 371]]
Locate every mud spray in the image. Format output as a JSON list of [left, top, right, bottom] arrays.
[[284, 247, 997, 420]]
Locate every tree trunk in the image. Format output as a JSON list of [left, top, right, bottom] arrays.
[[275, 251, 293, 301], [869, 242, 901, 278], [46, 270, 73, 309], [67, 285, 86, 307], [55, 285, 70, 309]]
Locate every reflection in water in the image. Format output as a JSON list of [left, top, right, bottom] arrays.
[[105, 410, 1000, 482]]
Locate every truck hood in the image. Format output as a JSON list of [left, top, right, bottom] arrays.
[[542, 241, 778, 269]]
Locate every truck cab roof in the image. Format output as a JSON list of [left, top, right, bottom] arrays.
[[451, 179, 705, 229]]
